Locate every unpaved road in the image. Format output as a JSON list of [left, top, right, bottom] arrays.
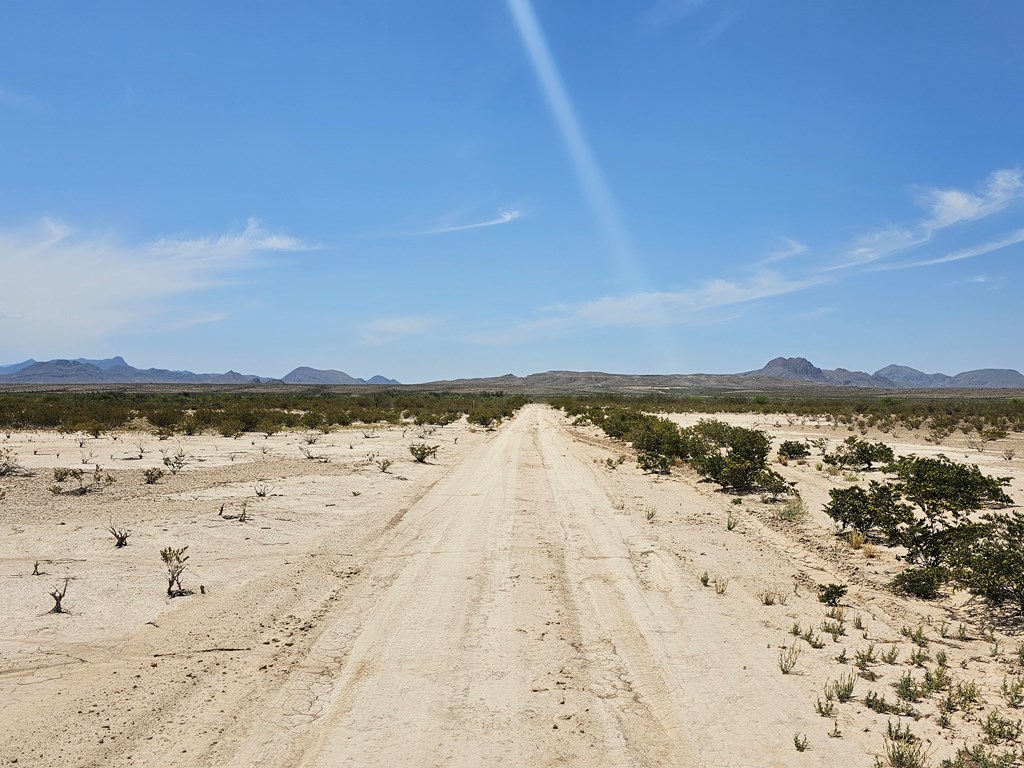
[[3, 404, 1024, 766]]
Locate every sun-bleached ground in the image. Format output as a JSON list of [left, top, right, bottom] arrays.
[[1, 404, 1022, 767]]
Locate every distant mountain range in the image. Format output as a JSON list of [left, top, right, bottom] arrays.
[[1, 355, 1021, 391], [0, 357, 400, 386], [742, 357, 1024, 389]]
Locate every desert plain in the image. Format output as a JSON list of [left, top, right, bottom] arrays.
[[1, 403, 1023, 767]]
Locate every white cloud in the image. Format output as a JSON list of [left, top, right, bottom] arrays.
[[472, 272, 822, 344], [0, 217, 310, 348], [918, 168, 1023, 230], [825, 167, 1023, 271], [761, 237, 808, 264], [360, 315, 440, 345], [880, 228, 1024, 270], [425, 208, 523, 234]]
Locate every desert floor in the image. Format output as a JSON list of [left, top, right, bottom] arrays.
[[1, 403, 1023, 767]]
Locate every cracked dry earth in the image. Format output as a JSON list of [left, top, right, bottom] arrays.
[[2, 404, 1023, 767]]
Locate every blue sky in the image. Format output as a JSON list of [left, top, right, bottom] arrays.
[[1, 1, 1022, 382]]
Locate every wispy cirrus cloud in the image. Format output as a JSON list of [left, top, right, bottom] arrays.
[[825, 168, 1023, 271], [877, 228, 1024, 271], [0, 85, 42, 110], [0, 217, 311, 348], [471, 271, 823, 344], [424, 208, 523, 235], [917, 168, 1023, 230], [760, 237, 808, 264], [360, 315, 440, 346]]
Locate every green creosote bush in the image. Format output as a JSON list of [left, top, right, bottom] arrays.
[[818, 583, 848, 606], [408, 443, 439, 463], [778, 440, 811, 460]]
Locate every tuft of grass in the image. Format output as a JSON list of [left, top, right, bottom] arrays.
[[713, 576, 730, 595], [776, 498, 809, 523], [849, 529, 866, 549]]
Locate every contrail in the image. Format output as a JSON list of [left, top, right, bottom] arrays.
[[506, 0, 641, 285]]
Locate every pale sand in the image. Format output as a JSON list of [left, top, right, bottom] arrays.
[[0, 404, 1022, 766]]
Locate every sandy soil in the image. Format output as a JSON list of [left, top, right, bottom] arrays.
[[1, 404, 1023, 767]]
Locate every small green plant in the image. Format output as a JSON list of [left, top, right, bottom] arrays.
[[909, 648, 930, 667], [376, 458, 393, 473], [161, 446, 189, 474], [887, 719, 917, 743], [700, 571, 710, 587], [1005, 678, 1024, 709], [883, 645, 900, 664], [924, 666, 951, 694], [822, 619, 847, 639], [802, 629, 826, 649], [855, 643, 878, 668], [726, 511, 739, 531], [982, 710, 1023, 744], [936, 650, 948, 668], [713, 576, 730, 595], [143, 467, 164, 484], [645, 507, 657, 522], [793, 733, 809, 752], [779, 644, 801, 674], [160, 545, 190, 598], [939, 744, 1020, 768], [818, 583, 848, 606], [815, 696, 835, 717], [830, 672, 857, 703], [837, 647, 849, 664], [895, 672, 925, 703], [879, 735, 928, 768], [409, 443, 439, 463], [948, 680, 980, 711], [866, 692, 916, 717], [253, 482, 274, 498], [900, 625, 929, 647]]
